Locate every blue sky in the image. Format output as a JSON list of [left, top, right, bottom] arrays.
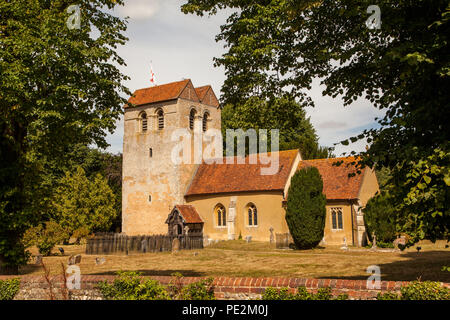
[[105, 0, 385, 157]]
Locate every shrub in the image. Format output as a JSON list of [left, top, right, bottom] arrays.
[[98, 271, 170, 300], [400, 281, 450, 300], [72, 226, 91, 244], [0, 278, 20, 300], [262, 286, 348, 300], [363, 192, 397, 245], [22, 221, 68, 256], [377, 281, 450, 300], [285, 167, 326, 249], [376, 291, 401, 300], [179, 278, 215, 300], [52, 167, 117, 238], [98, 271, 216, 300], [262, 287, 295, 300]]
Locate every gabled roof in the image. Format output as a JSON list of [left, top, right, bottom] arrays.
[[195, 86, 211, 101], [169, 205, 204, 224], [127, 79, 192, 107], [195, 85, 219, 107], [185, 150, 300, 196], [297, 157, 365, 200]]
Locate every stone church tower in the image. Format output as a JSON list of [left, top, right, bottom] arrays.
[[122, 79, 221, 235]]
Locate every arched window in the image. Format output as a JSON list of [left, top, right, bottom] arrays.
[[202, 112, 209, 132], [215, 204, 226, 227], [247, 204, 258, 226], [140, 112, 148, 132], [331, 207, 343, 230], [156, 109, 164, 130], [189, 109, 197, 130]]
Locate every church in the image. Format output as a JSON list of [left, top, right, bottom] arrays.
[[122, 79, 379, 247]]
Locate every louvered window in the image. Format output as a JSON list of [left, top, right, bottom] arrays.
[[189, 109, 196, 130], [202, 112, 209, 132], [157, 109, 164, 130], [141, 112, 147, 132]]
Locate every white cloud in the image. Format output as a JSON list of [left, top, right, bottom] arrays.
[[117, 0, 161, 20]]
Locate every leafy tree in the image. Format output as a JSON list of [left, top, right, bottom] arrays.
[[222, 96, 333, 159], [363, 192, 397, 247], [181, 0, 450, 244], [22, 221, 68, 256], [62, 144, 122, 232], [52, 167, 117, 241], [285, 167, 326, 249], [0, 0, 129, 273]]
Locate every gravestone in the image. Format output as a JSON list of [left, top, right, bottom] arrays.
[[393, 236, 406, 249], [141, 239, 148, 253], [68, 254, 82, 265], [340, 237, 348, 250], [35, 255, 43, 265], [172, 238, 180, 253], [371, 233, 377, 249]]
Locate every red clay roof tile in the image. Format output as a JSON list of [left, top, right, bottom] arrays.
[[185, 150, 299, 196], [174, 205, 203, 224], [195, 86, 210, 101], [127, 79, 191, 107], [297, 157, 365, 200]]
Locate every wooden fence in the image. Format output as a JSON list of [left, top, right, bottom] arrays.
[[85, 233, 204, 255]]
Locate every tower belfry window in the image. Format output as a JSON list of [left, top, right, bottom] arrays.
[[157, 109, 164, 130], [141, 112, 148, 132], [189, 109, 197, 130], [203, 112, 209, 132]]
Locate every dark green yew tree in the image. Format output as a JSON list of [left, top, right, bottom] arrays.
[[286, 167, 326, 249]]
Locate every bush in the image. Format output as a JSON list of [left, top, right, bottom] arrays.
[[285, 167, 326, 249], [262, 286, 348, 300], [377, 281, 450, 300], [98, 271, 216, 300], [178, 278, 215, 300], [72, 226, 91, 244], [98, 271, 170, 300], [52, 167, 117, 238], [0, 278, 20, 300], [22, 221, 68, 256], [363, 192, 397, 245]]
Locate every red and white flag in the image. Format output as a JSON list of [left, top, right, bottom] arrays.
[[150, 63, 157, 86]]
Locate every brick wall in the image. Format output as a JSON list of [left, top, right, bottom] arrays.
[[1, 275, 448, 300]]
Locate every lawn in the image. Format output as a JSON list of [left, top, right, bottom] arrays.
[[20, 240, 450, 282]]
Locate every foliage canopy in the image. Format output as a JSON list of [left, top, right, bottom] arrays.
[[181, 0, 450, 244], [0, 0, 129, 272]]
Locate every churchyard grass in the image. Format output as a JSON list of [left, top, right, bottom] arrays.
[[19, 240, 450, 282]]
